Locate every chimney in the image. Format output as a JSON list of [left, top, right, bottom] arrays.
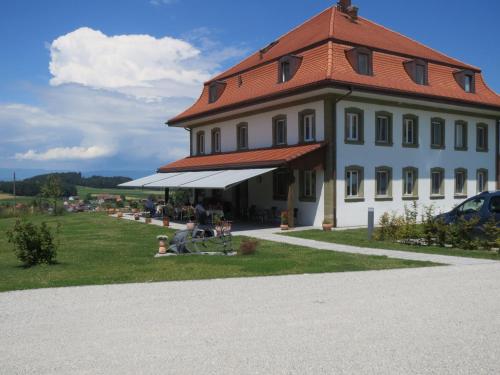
[[347, 5, 358, 20], [337, 0, 352, 12]]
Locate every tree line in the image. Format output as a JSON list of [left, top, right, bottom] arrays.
[[0, 172, 132, 197]]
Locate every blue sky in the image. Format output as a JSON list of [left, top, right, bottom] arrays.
[[1, 0, 499, 175]]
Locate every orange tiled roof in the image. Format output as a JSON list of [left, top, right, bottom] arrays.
[[169, 6, 500, 124], [158, 143, 325, 172]]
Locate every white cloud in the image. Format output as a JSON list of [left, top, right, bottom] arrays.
[[48, 27, 245, 100], [150, 0, 177, 5], [15, 146, 114, 161]]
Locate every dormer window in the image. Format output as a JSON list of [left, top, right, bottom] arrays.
[[208, 81, 226, 103], [454, 70, 476, 93], [404, 59, 428, 85], [278, 55, 302, 83], [345, 47, 373, 76]]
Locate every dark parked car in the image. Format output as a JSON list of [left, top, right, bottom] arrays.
[[436, 191, 500, 228]]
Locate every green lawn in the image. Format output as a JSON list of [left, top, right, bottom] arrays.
[[77, 186, 163, 200], [283, 228, 500, 260], [0, 214, 437, 292]]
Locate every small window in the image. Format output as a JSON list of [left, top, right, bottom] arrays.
[[299, 170, 316, 201], [402, 167, 418, 198], [345, 166, 364, 200], [299, 110, 315, 143], [196, 131, 205, 155], [430, 168, 444, 197], [236, 123, 248, 150], [281, 61, 290, 82], [358, 53, 370, 75], [454, 168, 467, 197], [464, 75, 473, 93], [489, 196, 500, 214], [273, 169, 289, 201], [211, 128, 221, 154], [375, 167, 392, 199], [476, 123, 488, 152], [208, 81, 226, 103], [454, 121, 468, 150], [402, 114, 418, 147], [375, 112, 393, 146], [415, 64, 426, 85], [344, 108, 364, 144], [477, 169, 488, 193], [431, 118, 445, 149], [273, 115, 287, 146]]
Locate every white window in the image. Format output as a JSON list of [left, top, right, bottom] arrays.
[[281, 61, 290, 82], [346, 113, 359, 141], [477, 170, 487, 193], [376, 116, 389, 143], [346, 170, 359, 197], [477, 125, 488, 151], [455, 170, 466, 195], [376, 169, 390, 196], [464, 75, 473, 93], [212, 130, 221, 153], [415, 64, 425, 85], [303, 114, 314, 142], [275, 119, 286, 145], [358, 53, 369, 75], [237, 125, 248, 150], [196, 132, 205, 155], [403, 169, 415, 196], [404, 118, 414, 145], [455, 122, 466, 149], [303, 171, 314, 198], [431, 119, 444, 147], [431, 170, 443, 196]]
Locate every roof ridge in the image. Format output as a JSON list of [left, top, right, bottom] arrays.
[[356, 16, 480, 71], [328, 6, 336, 37]]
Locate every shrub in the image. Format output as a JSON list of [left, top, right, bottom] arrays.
[[375, 212, 404, 241], [479, 216, 499, 250], [448, 215, 480, 250], [6, 220, 59, 267], [239, 239, 259, 256], [421, 205, 436, 246]]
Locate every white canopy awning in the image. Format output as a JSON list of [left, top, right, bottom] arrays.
[[119, 168, 276, 190]]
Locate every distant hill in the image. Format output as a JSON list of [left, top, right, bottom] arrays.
[[0, 172, 132, 197], [0, 169, 152, 181]]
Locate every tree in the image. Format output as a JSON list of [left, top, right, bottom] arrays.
[[41, 175, 63, 215]]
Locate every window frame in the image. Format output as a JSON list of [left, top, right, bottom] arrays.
[[236, 122, 249, 151], [454, 70, 476, 93], [375, 111, 393, 146], [196, 130, 205, 155], [272, 169, 289, 201], [272, 115, 288, 147], [277, 55, 302, 83], [430, 117, 446, 149], [454, 168, 468, 198], [402, 114, 419, 148], [344, 107, 364, 145], [375, 166, 393, 201], [454, 120, 468, 151], [345, 47, 373, 76], [476, 123, 488, 152], [299, 170, 317, 202], [402, 167, 419, 200], [211, 128, 221, 154], [476, 168, 488, 193], [344, 165, 364, 202], [207, 81, 226, 104], [299, 109, 316, 143], [430, 167, 445, 199]]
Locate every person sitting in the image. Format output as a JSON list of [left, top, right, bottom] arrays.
[[195, 199, 208, 225]]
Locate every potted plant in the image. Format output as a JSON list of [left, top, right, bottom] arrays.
[[157, 235, 169, 255], [322, 219, 333, 231], [186, 206, 196, 230], [145, 212, 152, 224], [280, 211, 289, 231], [214, 214, 222, 235]]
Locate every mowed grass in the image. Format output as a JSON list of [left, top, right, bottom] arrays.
[[0, 214, 437, 292], [283, 228, 500, 260], [0, 193, 34, 204], [77, 186, 163, 200]]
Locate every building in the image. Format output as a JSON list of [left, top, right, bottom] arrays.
[[124, 0, 500, 227]]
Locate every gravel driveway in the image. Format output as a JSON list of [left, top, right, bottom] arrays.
[[2, 263, 500, 374]]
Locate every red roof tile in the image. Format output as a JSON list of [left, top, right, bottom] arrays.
[[158, 143, 325, 172], [169, 6, 500, 124]]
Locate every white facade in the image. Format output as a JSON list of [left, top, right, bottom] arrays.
[[336, 99, 497, 227]]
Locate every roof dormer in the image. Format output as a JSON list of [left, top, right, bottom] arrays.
[[403, 59, 428, 85], [278, 55, 302, 83], [345, 46, 373, 76], [454, 70, 476, 93], [208, 81, 226, 103]]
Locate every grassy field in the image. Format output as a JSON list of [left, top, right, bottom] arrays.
[[0, 193, 34, 204], [0, 214, 437, 292], [77, 186, 163, 200], [283, 228, 500, 260]]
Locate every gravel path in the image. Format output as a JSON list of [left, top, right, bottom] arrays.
[[2, 263, 500, 374]]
